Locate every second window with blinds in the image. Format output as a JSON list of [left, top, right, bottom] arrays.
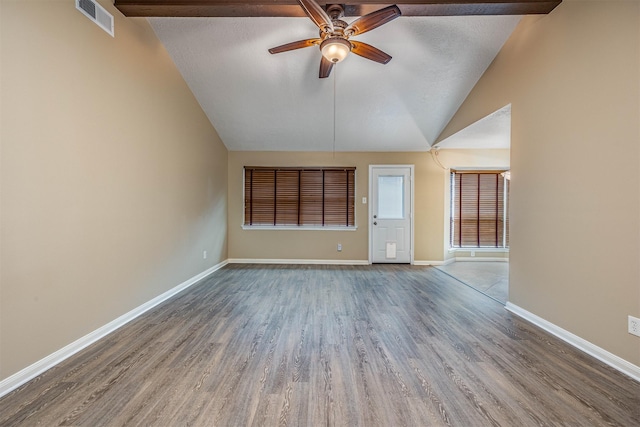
[[450, 170, 509, 248], [244, 167, 356, 228]]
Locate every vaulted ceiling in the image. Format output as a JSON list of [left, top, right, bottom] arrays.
[[116, 1, 560, 152]]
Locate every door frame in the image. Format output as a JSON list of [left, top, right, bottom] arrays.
[[368, 165, 415, 265]]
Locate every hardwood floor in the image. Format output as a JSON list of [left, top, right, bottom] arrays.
[[1, 264, 638, 426]]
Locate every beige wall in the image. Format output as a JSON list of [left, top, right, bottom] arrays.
[[439, 0, 640, 364], [0, 1, 228, 379], [228, 149, 508, 263]]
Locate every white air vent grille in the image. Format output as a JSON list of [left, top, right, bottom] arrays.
[[76, 0, 114, 37]]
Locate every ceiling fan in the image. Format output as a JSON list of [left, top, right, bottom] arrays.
[[268, 1, 401, 78]]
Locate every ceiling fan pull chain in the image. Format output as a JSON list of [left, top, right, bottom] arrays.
[[333, 65, 337, 156]]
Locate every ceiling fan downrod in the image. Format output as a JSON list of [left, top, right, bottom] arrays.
[[325, 4, 345, 21]]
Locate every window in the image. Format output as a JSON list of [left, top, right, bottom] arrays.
[[377, 175, 404, 219], [451, 170, 509, 248], [244, 167, 355, 227]]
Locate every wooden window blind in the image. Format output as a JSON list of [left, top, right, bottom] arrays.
[[244, 167, 356, 227], [451, 171, 509, 248]]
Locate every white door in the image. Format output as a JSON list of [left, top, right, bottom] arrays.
[[370, 166, 413, 263]]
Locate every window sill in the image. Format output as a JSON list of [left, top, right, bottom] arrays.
[[448, 247, 509, 253], [242, 225, 358, 231]]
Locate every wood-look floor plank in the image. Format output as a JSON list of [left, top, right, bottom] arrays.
[[0, 264, 638, 426]]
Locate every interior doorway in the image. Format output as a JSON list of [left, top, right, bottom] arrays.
[[369, 165, 414, 264], [434, 105, 512, 304]]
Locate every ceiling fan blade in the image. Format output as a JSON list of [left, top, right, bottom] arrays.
[[319, 56, 334, 78], [297, 0, 333, 33], [345, 5, 401, 37], [268, 38, 322, 54], [350, 41, 392, 64]]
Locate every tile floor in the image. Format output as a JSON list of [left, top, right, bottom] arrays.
[[436, 261, 509, 303]]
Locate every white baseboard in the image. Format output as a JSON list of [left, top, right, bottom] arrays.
[[0, 260, 228, 399], [421, 257, 507, 264], [227, 258, 369, 265], [505, 302, 640, 383], [413, 259, 456, 266]]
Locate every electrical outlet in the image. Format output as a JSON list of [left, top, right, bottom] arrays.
[[203, 250, 207, 259], [337, 243, 342, 252], [470, 250, 475, 257], [629, 316, 640, 337]]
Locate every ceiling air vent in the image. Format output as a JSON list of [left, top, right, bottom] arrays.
[[76, 0, 114, 37]]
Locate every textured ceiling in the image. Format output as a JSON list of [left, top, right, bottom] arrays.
[[436, 104, 511, 149], [149, 15, 520, 152]]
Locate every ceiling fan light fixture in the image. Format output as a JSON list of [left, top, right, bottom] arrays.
[[320, 37, 351, 63]]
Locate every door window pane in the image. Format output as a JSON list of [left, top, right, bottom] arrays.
[[378, 176, 404, 219]]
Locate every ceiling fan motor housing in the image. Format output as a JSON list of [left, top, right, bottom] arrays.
[[318, 12, 347, 38]]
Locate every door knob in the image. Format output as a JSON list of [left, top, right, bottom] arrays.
[[373, 221, 377, 225], [373, 215, 377, 219]]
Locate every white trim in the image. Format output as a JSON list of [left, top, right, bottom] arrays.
[[413, 259, 456, 266], [227, 258, 369, 265], [454, 257, 509, 262], [505, 302, 640, 383], [448, 247, 509, 253], [0, 260, 228, 399]]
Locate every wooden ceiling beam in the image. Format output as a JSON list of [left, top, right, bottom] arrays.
[[114, 0, 562, 17]]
